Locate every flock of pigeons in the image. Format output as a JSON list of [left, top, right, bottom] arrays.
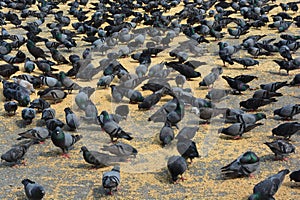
[[0, 0, 300, 199]]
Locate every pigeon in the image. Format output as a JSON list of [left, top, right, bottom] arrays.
[[221, 151, 260, 178], [232, 57, 259, 69], [218, 123, 263, 139], [4, 101, 18, 115], [97, 75, 115, 88], [240, 98, 277, 111], [29, 98, 50, 112], [165, 97, 184, 129], [102, 166, 121, 195], [290, 170, 300, 183], [167, 155, 188, 183], [41, 108, 56, 121], [159, 123, 174, 147], [138, 88, 166, 110], [206, 89, 232, 101], [39, 75, 60, 88], [165, 62, 201, 79], [222, 76, 249, 94], [1, 141, 33, 166], [101, 142, 138, 158], [177, 138, 199, 163], [274, 104, 300, 120], [199, 71, 219, 88], [226, 113, 266, 124], [50, 48, 69, 64], [17, 127, 50, 143], [98, 111, 133, 142], [46, 118, 65, 132], [148, 98, 178, 123], [176, 126, 199, 141], [22, 108, 36, 125], [260, 81, 288, 92], [51, 127, 82, 158], [253, 90, 283, 99], [58, 71, 81, 93], [26, 40, 50, 60], [191, 107, 228, 124], [21, 179, 45, 200], [80, 146, 125, 168], [115, 105, 129, 119], [264, 140, 295, 161], [248, 169, 290, 200], [75, 86, 95, 110], [38, 88, 68, 103], [0, 64, 19, 78], [64, 107, 80, 131], [290, 74, 300, 86], [272, 122, 300, 139], [175, 75, 186, 87]]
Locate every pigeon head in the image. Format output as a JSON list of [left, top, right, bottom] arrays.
[[112, 165, 120, 172], [240, 151, 259, 164], [64, 107, 73, 114], [52, 127, 64, 138], [256, 113, 266, 120], [21, 179, 35, 186], [80, 146, 88, 153]]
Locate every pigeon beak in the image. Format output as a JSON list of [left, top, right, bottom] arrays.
[[79, 149, 82, 153]]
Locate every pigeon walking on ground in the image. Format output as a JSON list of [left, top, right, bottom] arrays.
[[101, 142, 138, 158], [221, 151, 260, 178], [17, 127, 50, 143], [98, 111, 133, 142], [21, 179, 45, 200], [177, 138, 199, 163], [248, 169, 290, 200], [1, 141, 34, 166], [167, 155, 188, 183], [102, 166, 121, 195], [274, 104, 300, 120], [272, 122, 300, 139], [218, 123, 263, 139], [51, 127, 82, 158], [264, 140, 295, 161], [64, 107, 80, 131], [4, 101, 18, 115]]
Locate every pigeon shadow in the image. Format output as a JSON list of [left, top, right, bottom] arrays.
[[92, 186, 108, 198], [153, 169, 172, 184], [39, 150, 61, 158], [268, 71, 289, 76], [15, 120, 27, 128], [259, 154, 276, 162]]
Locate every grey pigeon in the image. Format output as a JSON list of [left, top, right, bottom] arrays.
[[17, 127, 50, 143], [51, 127, 82, 158], [38, 88, 67, 103], [101, 142, 138, 158], [21, 179, 45, 200], [272, 122, 300, 139], [248, 169, 290, 200], [176, 126, 199, 140], [199, 71, 219, 88], [206, 89, 232, 101], [226, 113, 266, 124], [165, 97, 184, 129], [75, 86, 95, 110], [102, 166, 121, 195], [191, 107, 228, 124], [46, 118, 65, 131], [167, 155, 188, 183], [58, 71, 81, 93], [232, 57, 259, 69], [98, 111, 133, 142], [274, 104, 300, 120], [177, 138, 199, 163], [148, 98, 178, 123], [4, 101, 18, 115], [81, 146, 125, 168], [264, 140, 295, 161], [22, 108, 36, 125], [41, 108, 56, 121], [260, 81, 288, 92], [64, 107, 80, 131], [159, 123, 174, 147], [253, 90, 283, 99], [221, 151, 260, 178], [80, 99, 98, 124], [218, 123, 263, 139], [1, 141, 34, 166]]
